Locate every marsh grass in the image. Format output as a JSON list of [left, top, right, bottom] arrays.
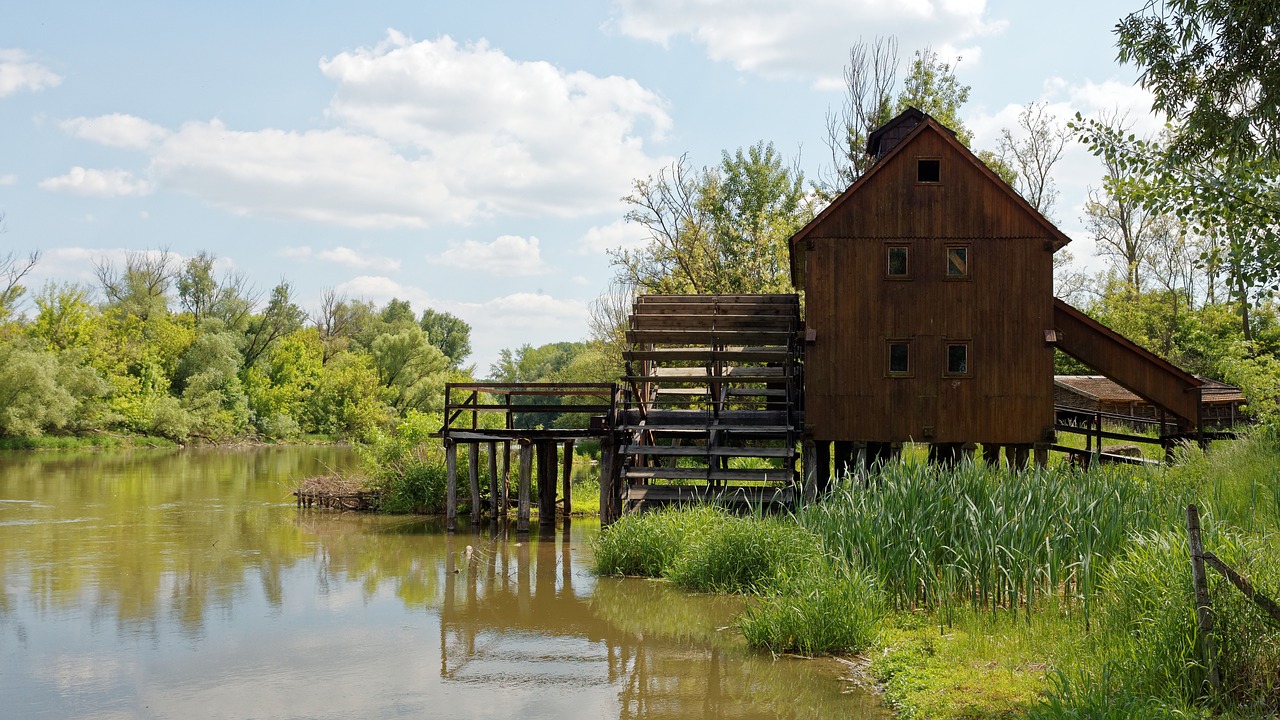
[[740, 557, 880, 655]]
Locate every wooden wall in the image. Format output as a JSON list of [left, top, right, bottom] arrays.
[[802, 123, 1057, 444]]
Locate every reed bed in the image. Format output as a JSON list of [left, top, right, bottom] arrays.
[[800, 461, 1164, 617]]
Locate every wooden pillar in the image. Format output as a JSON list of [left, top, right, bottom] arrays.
[[538, 441, 557, 526], [468, 442, 481, 525], [815, 440, 831, 496], [487, 442, 499, 520], [801, 439, 818, 504], [562, 440, 575, 517], [598, 437, 615, 525], [517, 440, 533, 533], [1007, 444, 1030, 470], [501, 441, 511, 515], [833, 441, 854, 482], [1033, 443, 1049, 468], [445, 440, 458, 532], [1186, 504, 1222, 696], [982, 443, 1002, 467]]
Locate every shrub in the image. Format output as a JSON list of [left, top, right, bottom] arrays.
[[357, 411, 459, 514]]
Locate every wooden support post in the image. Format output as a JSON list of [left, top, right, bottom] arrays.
[[468, 442, 481, 525], [1007, 444, 1030, 470], [982, 443, 1001, 467], [801, 439, 818, 505], [833, 441, 854, 482], [815, 441, 831, 496], [599, 437, 616, 525], [517, 440, 533, 533], [538, 441, 557, 526], [1186, 504, 1222, 697], [446, 441, 458, 532], [501, 441, 511, 515], [488, 442, 499, 520], [1033, 443, 1049, 468], [562, 440, 575, 517]]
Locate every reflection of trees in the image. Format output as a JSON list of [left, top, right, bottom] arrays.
[[0, 447, 355, 636], [438, 522, 883, 719]]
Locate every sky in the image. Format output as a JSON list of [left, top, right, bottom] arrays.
[[1, 1, 1167, 374]]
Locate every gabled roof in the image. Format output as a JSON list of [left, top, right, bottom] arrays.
[[789, 109, 1073, 286]]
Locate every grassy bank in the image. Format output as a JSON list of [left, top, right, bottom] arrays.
[[593, 432, 1280, 718]]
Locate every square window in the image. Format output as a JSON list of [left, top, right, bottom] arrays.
[[946, 246, 970, 278], [887, 246, 910, 278], [946, 343, 969, 375], [917, 158, 941, 183], [888, 342, 910, 374]]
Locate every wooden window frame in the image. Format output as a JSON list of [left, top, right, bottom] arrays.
[[885, 243, 912, 280], [945, 243, 972, 281], [944, 340, 971, 378], [916, 157, 942, 184], [886, 338, 913, 377]]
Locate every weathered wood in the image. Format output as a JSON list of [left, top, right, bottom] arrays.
[[517, 441, 532, 533], [538, 441, 556, 526], [1202, 551, 1280, 625], [561, 440, 574, 516], [625, 484, 795, 506], [468, 442, 480, 525], [802, 440, 818, 504], [487, 441, 499, 520], [1186, 504, 1222, 696], [501, 441, 511, 515], [445, 441, 458, 532], [599, 439, 616, 525]]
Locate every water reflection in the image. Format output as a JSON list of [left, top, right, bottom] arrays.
[[0, 448, 882, 719]]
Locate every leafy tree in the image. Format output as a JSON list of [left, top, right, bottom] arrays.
[[0, 343, 108, 437], [94, 249, 176, 322], [370, 327, 450, 413], [614, 141, 811, 295], [419, 308, 472, 369], [177, 251, 255, 331], [895, 48, 972, 146], [243, 328, 324, 438], [30, 283, 98, 352], [305, 351, 390, 440], [241, 282, 305, 368], [994, 102, 1070, 219]]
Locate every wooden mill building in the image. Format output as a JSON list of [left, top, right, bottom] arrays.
[[441, 109, 1212, 525]]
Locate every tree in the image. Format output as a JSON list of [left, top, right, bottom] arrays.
[[370, 327, 450, 413], [1082, 115, 1166, 294], [419, 308, 472, 369], [0, 214, 39, 321], [821, 41, 978, 196], [177, 251, 255, 331], [94, 249, 176, 321], [241, 282, 305, 368], [995, 102, 1070, 219], [613, 141, 811, 295]]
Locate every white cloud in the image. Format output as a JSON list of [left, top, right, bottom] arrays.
[[0, 174, 15, 186], [38, 167, 153, 197], [577, 219, 649, 255], [0, 49, 61, 97], [431, 235, 550, 275], [610, 0, 1004, 87], [60, 114, 170, 150], [317, 246, 401, 272], [278, 246, 313, 259]]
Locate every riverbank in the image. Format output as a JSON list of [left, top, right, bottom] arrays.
[[593, 431, 1280, 718]]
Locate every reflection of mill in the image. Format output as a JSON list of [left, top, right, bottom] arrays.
[[436, 522, 813, 719]]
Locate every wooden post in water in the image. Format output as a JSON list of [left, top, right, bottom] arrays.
[[487, 442, 499, 520], [538, 441, 557, 526], [599, 437, 615, 524], [469, 442, 481, 525], [517, 440, 533, 533], [501, 441, 511, 515], [1186, 503, 1222, 697], [445, 440, 458, 532], [561, 440, 575, 516]]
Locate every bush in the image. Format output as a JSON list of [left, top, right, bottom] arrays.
[[741, 558, 881, 655], [357, 411, 459, 514]]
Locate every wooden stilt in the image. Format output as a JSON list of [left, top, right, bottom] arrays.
[[982, 443, 1001, 467], [518, 440, 532, 533], [1033, 443, 1049, 468], [562, 440, 575, 516], [446, 441, 458, 532], [469, 442, 481, 524], [501, 441, 511, 515], [599, 437, 615, 525], [815, 440, 831, 496], [834, 441, 854, 481], [539, 441, 557, 526], [488, 441, 499, 520], [801, 439, 818, 504]]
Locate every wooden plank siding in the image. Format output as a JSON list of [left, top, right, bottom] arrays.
[[798, 116, 1058, 444]]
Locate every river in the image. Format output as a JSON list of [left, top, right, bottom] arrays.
[[0, 446, 884, 719]]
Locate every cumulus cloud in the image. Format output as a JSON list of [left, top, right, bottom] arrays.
[[49, 32, 671, 226], [431, 235, 550, 275], [610, 0, 1004, 87], [0, 49, 61, 97], [317, 246, 401, 272], [38, 167, 153, 197], [60, 114, 170, 150], [0, 174, 15, 186], [278, 246, 313, 259], [577, 219, 649, 255]]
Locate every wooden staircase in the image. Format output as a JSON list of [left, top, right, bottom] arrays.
[[616, 294, 804, 511]]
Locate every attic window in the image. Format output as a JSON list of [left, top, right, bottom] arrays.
[[917, 158, 941, 183]]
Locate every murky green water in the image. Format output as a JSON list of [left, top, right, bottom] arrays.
[[0, 447, 884, 719]]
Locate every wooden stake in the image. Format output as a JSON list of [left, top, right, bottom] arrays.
[[468, 442, 481, 525], [599, 438, 615, 525], [501, 441, 511, 515], [1186, 504, 1222, 697], [488, 441, 499, 520], [445, 441, 458, 532], [562, 440, 575, 516], [517, 440, 532, 533]]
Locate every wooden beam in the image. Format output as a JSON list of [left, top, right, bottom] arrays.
[[488, 441, 499, 520], [445, 441, 457, 532], [562, 440, 575, 516], [468, 442, 481, 525], [501, 441, 511, 516], [517, 440, 532, 533]]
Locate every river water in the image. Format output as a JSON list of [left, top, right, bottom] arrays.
[[0, 446, 884, 719]]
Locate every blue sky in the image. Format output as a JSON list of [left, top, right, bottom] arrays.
[[2, 1, 1164, 373]]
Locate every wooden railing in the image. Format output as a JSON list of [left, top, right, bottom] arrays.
[[442, 382, 618, 435]]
